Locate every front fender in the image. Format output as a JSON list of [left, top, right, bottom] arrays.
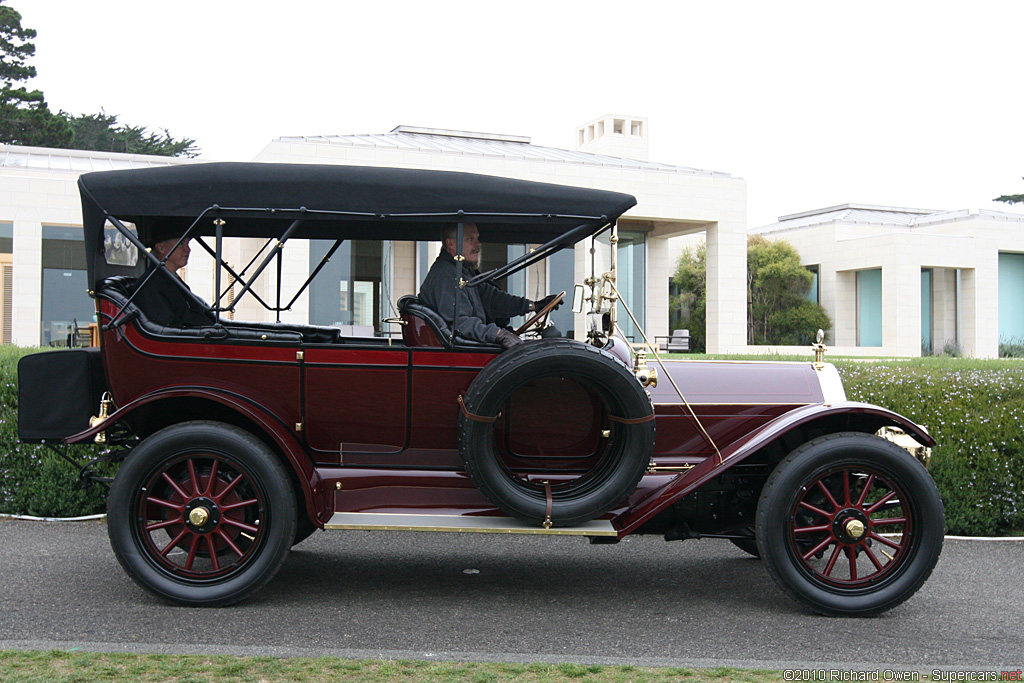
[[64, 386, 325, 523], [617, 401, 933, 535]]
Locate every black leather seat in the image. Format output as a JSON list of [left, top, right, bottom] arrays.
[[97, 277, 302, 343], [397, 295, 499, 351]]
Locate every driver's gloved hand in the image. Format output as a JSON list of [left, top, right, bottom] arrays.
[[534, 294, 562, 312], [495, 329, 524, 349]]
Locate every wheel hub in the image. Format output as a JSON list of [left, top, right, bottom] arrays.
[[833, 509, 870, 544], [844, 518, 865, 539], [189, 507, 209, 527], [184, 498, 220, 533]]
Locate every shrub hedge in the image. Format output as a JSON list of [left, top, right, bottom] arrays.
[[0, 346, 111, 517], [835, 358, 1024, 536], [2, 348, 1021, 535]]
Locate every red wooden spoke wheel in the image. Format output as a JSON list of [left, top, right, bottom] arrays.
[[141, 455, 264, 577], [789, 466, 912, 586], [756, 432, 944, 616], [108, 422, 296, 606]]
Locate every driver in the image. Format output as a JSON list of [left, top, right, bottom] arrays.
[[419, 222, 561, 348]]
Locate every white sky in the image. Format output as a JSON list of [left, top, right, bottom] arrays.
[[19, 0, 1024, 228]]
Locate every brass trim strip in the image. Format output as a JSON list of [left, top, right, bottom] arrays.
[[323, 512, 618, 536]]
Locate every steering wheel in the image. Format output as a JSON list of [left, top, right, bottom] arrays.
[[514, 291, 565, 336]]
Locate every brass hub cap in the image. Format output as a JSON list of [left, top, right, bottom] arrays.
[[189, 507, 210, 527], [183, 497, 220, 533], [844, 518, 866, 540]]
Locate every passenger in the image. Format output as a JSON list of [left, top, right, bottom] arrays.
[[132, 227, 216, 328], [419, 222, 561, 348]]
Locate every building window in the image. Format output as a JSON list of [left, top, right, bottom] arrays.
[[856, 268, 882, 347], [998, 252, 1024, 344], [921, 268, 933, 354], [616, 230, 646, 342], [0, 222, 12, 255], [547, 247, 575, 338], [41, 225, 93, 346], [309, 240, 388, 332], [805, 264, 819, 304]]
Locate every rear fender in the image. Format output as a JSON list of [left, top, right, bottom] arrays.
[[64, 387, 325, 524], [617, 401, 933, 535]]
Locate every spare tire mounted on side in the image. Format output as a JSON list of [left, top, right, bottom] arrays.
[[458, 339, 655, 527]]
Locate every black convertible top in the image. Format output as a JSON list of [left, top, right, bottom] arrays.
[[80, 162, 636, 241], [79, 162, 636, 286]]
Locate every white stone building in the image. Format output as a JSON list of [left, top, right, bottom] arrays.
[[0, 115, 750, 351], [752, 204, 1024, 358]]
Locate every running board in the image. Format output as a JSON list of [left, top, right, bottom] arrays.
[[323, 512, 618, 536]]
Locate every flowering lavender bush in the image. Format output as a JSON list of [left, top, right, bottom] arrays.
[[0, 346, 112, 517], [836, 359, 1024, 536]]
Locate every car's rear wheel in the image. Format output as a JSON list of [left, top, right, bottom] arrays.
[[756, 432, 944, 616], [107, 421, 296, 606]]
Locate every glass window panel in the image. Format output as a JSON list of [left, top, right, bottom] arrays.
[[921, 268, 933, 354], [0, 223, 11, 255], [806, 265, 819, 304], [548, 247, 575, 337], [616, 230, 646, 342], [309, 240, 385, 332], [998, 253, 1024, 344], [857, 269, 883, 346], [103, 219, 138, 266]]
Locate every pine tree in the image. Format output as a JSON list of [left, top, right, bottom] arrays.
[[0, 0, 73, 147]]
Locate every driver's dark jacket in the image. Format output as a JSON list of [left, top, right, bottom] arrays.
[[131, 265, 217, 328], [419, 249, 531, 344]]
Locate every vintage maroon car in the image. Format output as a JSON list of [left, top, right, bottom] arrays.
[[18, 163, 943, 615]]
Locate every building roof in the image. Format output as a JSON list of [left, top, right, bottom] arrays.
[[0, 144, 187, 173], [276, 126, 732, 177], [753, 202, 1024, 235]]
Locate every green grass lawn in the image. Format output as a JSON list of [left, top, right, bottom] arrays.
[[0, 651, 789, 683]]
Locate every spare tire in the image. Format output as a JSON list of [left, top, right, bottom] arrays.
[[458, 339, 655, 527]]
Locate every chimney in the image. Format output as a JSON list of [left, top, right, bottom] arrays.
[[575, 114, 649, 161]]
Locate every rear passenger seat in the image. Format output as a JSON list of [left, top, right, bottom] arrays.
[[97, 277, 341, 344]]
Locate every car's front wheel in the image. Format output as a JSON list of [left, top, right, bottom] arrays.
[[107, 421, 296, 606], [756, 432, 944, 616]]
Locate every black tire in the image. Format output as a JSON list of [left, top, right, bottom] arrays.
[[729, 528, 761, 558], [107, 421, 297, 607], [756, 432, 944, 616], [292, 514, 319, 547], [459, 339, 655, 527]]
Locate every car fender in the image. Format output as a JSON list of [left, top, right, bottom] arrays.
[[617, 401, 934, 535], [64, 386, 325, 524]]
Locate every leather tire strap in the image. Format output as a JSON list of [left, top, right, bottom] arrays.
[[458, 394, 500, 423], [608, 412, 656, 424]]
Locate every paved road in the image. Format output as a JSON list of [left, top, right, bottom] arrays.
[[0, 518, 1020, 671]]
